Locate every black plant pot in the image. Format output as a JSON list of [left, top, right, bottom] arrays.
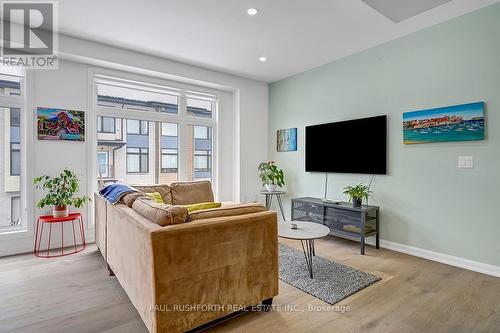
[[352, 197, 362, 207]]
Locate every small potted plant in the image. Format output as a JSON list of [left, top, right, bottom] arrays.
[[258, 161, 285, 192], [34, 169, 91, 218], [343, 183, 372, 207]]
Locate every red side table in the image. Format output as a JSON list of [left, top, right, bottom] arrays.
[[34, 213, 86, 258]]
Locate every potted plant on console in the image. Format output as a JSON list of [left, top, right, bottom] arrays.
[[258, 161, 285, 192], [34, 169, 91, 218], [343, 183, 372, 207]]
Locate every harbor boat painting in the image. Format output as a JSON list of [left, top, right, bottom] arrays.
[[277, 128, 297, 152], [403, 102, 485, 144], [37, 107, 85, 141]]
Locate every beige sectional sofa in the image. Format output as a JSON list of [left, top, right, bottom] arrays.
[[94, 181, 279, 333]]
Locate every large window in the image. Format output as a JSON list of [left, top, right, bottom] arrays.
[[0, 66, 24, 232], [95, 75, 216, 188]]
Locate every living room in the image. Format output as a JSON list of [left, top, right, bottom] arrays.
[[1, 1, 499, 332]]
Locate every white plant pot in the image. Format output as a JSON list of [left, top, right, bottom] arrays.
[[265, 184, 277, 192]]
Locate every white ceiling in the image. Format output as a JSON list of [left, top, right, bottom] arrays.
[[57, 0, 499, 82]]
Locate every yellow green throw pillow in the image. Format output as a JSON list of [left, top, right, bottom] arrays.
[[145, 192, 165, 204], [183, 202, 222, 213]]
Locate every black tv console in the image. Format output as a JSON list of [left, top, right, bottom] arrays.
[[291, 197, 380, 255]]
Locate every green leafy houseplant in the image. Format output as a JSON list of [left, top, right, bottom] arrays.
[[258, 161, 285, 192], [343, 183, 372, 207], [34, 169, 91, 217]]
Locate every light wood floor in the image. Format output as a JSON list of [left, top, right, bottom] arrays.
[[1, 237, 500, 333]]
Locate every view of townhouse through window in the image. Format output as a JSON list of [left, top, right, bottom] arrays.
[[96, 76, 216, 188], [0, 68, 24, 231], [191, 125, 212, 177]]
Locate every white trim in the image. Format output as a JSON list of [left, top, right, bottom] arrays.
[[60, 52, 238, 93], [379, 239, 500, 278], [86, 68, 97, 232]]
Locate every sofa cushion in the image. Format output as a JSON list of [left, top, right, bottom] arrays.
[[133, 185, 172, 204], [170, 181, 214, 205], [132, 198, 188, 226], [121, 192, 146, 208], [188, 202, 266, 221]]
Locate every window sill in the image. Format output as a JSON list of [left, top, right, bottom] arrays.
[[0, 227, 30, 239]]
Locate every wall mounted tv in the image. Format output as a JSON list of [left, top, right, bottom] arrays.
[[305, 115, 387, 174]]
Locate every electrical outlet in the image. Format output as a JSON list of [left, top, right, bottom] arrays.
[[458, 156, 473, 169]]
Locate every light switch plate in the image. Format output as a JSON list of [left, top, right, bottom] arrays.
[[458, 156, 473, 168]]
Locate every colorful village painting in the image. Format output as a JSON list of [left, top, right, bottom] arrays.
[[403, 102, 484, 144], [37, 107, 85, 141]]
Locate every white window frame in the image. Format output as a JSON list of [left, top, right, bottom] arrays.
[[0, 68, 32, 238], [89, 70, 219, 206]]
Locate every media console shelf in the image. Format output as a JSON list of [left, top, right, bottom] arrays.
[[291, 197, 380, 255]]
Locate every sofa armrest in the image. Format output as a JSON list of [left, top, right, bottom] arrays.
[[94, 192, 107, 259], [106, 203, 163, 333], [150, 210, 279, 332]]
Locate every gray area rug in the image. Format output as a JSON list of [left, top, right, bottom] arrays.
[[279, 243, 380, 304]]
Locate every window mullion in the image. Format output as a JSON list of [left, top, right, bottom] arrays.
[[178, 96, 189, 181]]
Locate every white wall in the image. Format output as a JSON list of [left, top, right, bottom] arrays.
[[0, 35, 269, 256]]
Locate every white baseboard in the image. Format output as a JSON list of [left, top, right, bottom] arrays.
[[378, 239, 500, 278]]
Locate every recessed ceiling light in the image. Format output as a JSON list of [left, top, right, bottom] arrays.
[[247, 8, 258, 16], [259, 56, 267, 62]]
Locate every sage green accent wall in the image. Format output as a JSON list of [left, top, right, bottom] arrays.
[[269, 4, 500, 266]]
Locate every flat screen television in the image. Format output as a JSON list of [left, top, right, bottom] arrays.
[[305, 115, 387, 174]]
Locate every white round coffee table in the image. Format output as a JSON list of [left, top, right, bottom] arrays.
[[278, 221, 330, 278]]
